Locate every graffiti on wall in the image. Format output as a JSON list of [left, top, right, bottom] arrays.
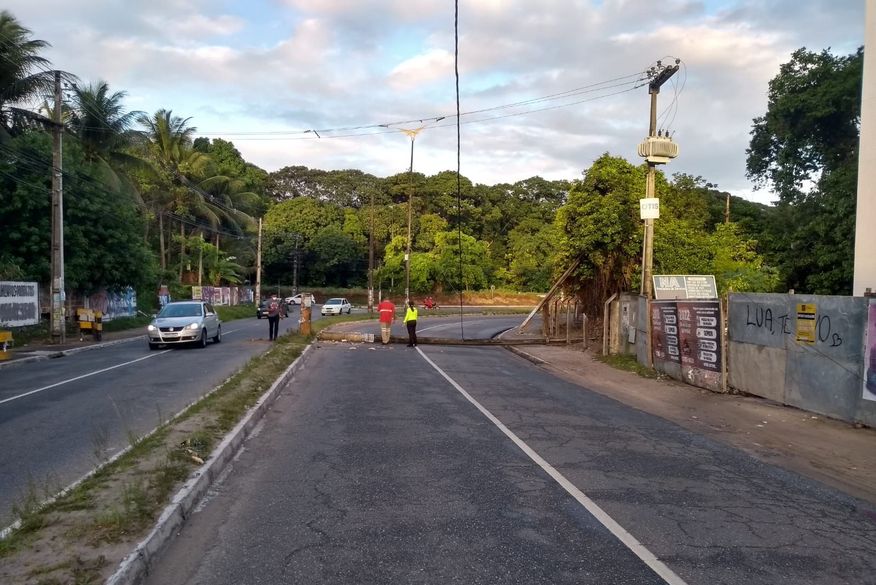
[[744, 303, 844, 348], [88, 287, 137, 321]]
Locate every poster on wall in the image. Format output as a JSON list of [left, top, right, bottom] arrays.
[[864, 301, 876, 401], [796, 303, 817, 344], [651, 301, 680, 363], [677, 301, 722, 373]]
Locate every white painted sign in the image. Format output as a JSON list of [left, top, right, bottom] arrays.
[[0, 281, 40, 326], [640, 198, 660, 219]]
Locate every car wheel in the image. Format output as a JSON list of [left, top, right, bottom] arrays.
[[198, 329, 207, 348], [257, 314, 262, 319], [148, 342, 159, 351], [213, 325, 222, 343]]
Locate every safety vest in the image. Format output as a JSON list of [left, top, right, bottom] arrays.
[[404, 306, 418, 323]]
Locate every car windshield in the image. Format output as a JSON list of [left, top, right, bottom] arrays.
[[326, 299, 342, 305], [159, 304, 203, 318]]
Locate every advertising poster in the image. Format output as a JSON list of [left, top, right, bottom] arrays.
[[677, 301, 722, 372], [864, 301, 876, 402], [796, 303, 817, 344], [0, 281, 40, 326], [651, 301, 680, 364]]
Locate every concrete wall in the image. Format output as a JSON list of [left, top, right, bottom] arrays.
[[607, 293, 641, 356], [728, 293, 876, 426]]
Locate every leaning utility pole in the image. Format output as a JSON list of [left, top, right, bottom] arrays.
[[638, 60, 680, 299], [50, 70, 66, 343], [368, 188, 375, 315]]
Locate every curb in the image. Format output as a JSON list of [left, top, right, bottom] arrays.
[[105, 342, 315, 585]]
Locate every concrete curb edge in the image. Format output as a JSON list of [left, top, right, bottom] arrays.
[[105, 341, 315, 585]]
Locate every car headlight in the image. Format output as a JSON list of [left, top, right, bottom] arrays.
[[186, 322, 200, 330], [147, 324, 157, 332]]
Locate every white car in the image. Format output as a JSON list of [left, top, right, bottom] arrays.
[[285, 293, 313, 306], [147, 301, 221, 349], [321, 297, 351, 316]]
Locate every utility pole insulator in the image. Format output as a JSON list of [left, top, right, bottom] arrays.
[[648, 64, 679, 93]]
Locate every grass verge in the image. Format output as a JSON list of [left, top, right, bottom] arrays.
[[0, 325, 314, 584], [596, 353, 659, 379]]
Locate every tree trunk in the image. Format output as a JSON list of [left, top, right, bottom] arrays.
[[159, 212, 166, 271], [179, 222, 185, 283], [198, 233, 203, 286]]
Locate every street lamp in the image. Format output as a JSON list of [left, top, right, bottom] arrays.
[[388, 118, 444, 303]]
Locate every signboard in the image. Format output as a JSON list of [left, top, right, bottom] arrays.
[[639, 198, 660, 219], [652, 274, 718, 300], [651, 301, 680, 363], [0, 281, 40, 326], [677, 301, 722, 372], [795, 303, 817, 344], [652, 298, 724, 392]]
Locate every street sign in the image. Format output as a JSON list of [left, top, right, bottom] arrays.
[[652, 275, 718, 300], [640, 198, 660, 219]]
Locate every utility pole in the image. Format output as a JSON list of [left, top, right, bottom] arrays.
[[292, 233, 300, 294], [50, 70, 65, 343], [638, 60, 679, 299], [255, 217, 262, 303], [368, 188, 375, 315]]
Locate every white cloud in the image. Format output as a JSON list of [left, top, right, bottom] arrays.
[[388, 49, 454, 90]]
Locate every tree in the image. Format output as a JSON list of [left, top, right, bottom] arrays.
[[555, 154, 645, 314], [0, 11, 63, 140], [0, 131, 155, 292], [746, 47, 863, 294]]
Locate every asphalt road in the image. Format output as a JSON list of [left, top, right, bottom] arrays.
[[0, 308, 304, 528], [142, 340, 876, 585]]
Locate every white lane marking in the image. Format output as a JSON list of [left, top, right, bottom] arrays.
[[416, 347, 689, 585], [0, 327, 247, 407], [0, 351, 171, 406]]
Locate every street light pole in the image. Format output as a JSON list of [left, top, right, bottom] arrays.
[[404, 131, 417, 303], [388, 118, 444, 304]]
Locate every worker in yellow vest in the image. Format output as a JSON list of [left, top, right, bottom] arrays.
[[403, 300, 418, 347]]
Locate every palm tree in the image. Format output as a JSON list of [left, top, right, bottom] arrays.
[[136, 109, 250, 280], [0, 11, 70, 139], [67, 80, 147, 204]]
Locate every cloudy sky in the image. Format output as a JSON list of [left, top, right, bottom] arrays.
[[3, 0, 866, 204]]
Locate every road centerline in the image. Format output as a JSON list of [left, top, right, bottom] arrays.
[[416, 346, 689, 585]]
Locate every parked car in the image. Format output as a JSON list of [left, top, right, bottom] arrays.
[[147, 301, 221, 349], [321, 297, 352, 316], [256, 300, 272, 319]]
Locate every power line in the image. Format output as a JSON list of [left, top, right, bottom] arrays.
[[196, 75, 647, 139]]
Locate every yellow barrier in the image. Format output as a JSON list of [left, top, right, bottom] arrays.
[[0, 330, 12, 361]]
